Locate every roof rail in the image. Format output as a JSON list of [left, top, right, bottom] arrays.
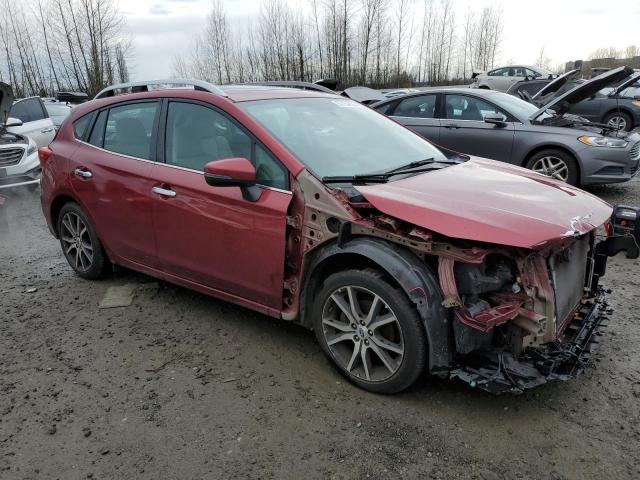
[[94, 79, 227, 99], [246, 81, 338, 95]]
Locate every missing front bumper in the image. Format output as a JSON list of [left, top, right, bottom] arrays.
[[449, 289, 612, 395]]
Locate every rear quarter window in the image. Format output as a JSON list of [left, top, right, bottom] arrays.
[[73, 114, 93, 140]]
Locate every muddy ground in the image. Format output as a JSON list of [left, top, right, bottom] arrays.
[[1, 180, 639, 480]]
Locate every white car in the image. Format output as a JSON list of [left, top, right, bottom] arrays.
[[8, 96, 56, 147], [471, 65, 555, 92], [0, 83, 41, 190]]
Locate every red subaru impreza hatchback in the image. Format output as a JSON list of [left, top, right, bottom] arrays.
[[40, 80, 638, 394]]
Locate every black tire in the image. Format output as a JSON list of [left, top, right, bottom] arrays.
[[312, 268, 427, 394], [603, 111, 632, 132], [56, 202, 111, 280], [525, 149, 579, 186]]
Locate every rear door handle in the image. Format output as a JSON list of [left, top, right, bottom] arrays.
[[74, 168, 92, 178], [152, 186, 176, 198]]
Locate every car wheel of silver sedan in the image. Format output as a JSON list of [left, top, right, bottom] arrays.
[[57, 202, 111, 280], [313, 269, 427, 394], [525, 149, 579, 185], [603, 111, 632, 132]]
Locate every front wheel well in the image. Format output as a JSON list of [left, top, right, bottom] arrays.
[[602, 108, 634, 127], [50, 194, 77, 237], [301, 252, 399, 328]]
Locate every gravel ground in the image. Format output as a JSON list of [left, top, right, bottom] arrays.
[[1, 179, 639, 480]]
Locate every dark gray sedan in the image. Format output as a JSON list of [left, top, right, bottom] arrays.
[[373, 72, 640, 186]]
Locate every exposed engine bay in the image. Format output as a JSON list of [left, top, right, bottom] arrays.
[[285, 170, 640, 394]]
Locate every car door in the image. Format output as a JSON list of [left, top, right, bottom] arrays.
[[69, 101, 160, 268], [486, 67, 511, 91], [151, 99, 292, 309], [438, 93, 515, 162], [388, 94, 441, 143], [567, 94, 604, 123], [8, 97, 56, 146]]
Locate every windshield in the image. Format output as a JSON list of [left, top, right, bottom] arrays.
[[240, 97, 448, 178], [491, 92, 553, 121]]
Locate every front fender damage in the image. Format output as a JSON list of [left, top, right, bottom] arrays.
[[283, 170, 635, 394]]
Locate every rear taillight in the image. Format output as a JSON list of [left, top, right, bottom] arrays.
[[38, 147, 53, 168]]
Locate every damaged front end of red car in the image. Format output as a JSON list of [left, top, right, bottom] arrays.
[[287, 159, 639, 394]]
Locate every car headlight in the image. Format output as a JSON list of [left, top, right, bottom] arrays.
[[578, 136, 628, 148], [27, 138, 37, 156]]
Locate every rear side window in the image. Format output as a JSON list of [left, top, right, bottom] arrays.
[[73, 114, 93, 139], [10, 98, 47, 123], [103, 103, 158, 160], [393, 95, 437, 119]]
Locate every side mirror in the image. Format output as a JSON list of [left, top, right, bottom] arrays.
[[484, 114, 507, 127], [4, 117, 23, 127], [204, 157, 261, 202]]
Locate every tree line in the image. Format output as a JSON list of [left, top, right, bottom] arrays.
[[0, 0, 130, 98], [173, 0, 504, 88]]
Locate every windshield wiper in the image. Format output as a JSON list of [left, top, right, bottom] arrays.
[[383, 157, 435, 174], [322, 164, 445, 184]]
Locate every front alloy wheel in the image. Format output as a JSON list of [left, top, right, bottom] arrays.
[[313, 269, 427, 394], [525, 149, 579, 185], [530, 155, 570, 182], [321, 285, 404, 382]]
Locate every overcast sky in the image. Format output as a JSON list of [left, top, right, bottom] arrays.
[[121, 0, 640, 80]]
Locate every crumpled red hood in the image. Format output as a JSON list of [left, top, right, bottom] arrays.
[[356, 158, 612, 249]]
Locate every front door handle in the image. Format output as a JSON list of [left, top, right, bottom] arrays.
[[74, 168, 92, 178], [41, 128, 55, 133], [442, 124, 460, 129], [152, 186, 176, 198]]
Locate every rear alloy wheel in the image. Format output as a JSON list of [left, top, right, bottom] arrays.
[[57, 203, 110, 280], [313, 269, 427, 394], [603, 111, 632, 132], [525, 149, 579, 185]]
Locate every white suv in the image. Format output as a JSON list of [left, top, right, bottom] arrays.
[[0, 83, 42, 190]]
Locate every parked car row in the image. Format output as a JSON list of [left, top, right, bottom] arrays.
[[507, 69, 640, 132], [0, 84, 77, 190], [471, 65, 556, 92], [37, 78, 640, 395], [371, 67, 640, 186]]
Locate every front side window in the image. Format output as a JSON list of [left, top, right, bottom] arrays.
[[165, 101, 288, 189], [240, 97, 448, 179], [393, 95, 437, 119], [10, 98, 46, 123], [445, 95, 505, 121], [488, 68, 509, 77], [512, 67, 527, 77], [103, 102, 158, 160]]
